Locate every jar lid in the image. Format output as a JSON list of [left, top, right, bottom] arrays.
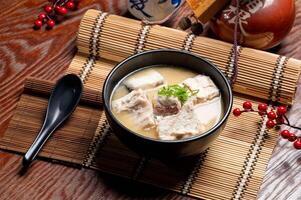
[[128, 0, 182, 23]]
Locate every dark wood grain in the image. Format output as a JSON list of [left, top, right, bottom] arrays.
[[0, 0, 193, 199], [0, 0, 300, 199], [0, 0, 106, 132]]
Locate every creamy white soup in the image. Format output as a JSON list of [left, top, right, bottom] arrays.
[[111, 65, 223, 140]]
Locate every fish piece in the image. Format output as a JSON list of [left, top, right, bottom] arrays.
[[194, 97, 222, 128], [182, 75, 219, 103], [154, 95, 181, 116], [123, 69, 164, 90], [157, 101, 205, 140], [157, 96, 222, 140], [112, 89, 155, 129]]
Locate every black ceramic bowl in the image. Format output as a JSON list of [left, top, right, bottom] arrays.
[[103, 49, 233, 158]]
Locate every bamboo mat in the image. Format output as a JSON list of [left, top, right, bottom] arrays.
[[0, 76, 278, 200], [77, 10, 301, 105], [1, 9, 301, 200]]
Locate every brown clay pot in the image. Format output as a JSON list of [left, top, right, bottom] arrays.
[[211, 0, 296, 50]]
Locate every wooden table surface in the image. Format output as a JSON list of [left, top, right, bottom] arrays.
[[0, 0, 300, 199]]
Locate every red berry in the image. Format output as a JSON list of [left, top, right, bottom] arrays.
[[34, 19, 43, 28], [38, 13, 46, 20], [243, 101, 252, 110], [266, 120, 275, 129], [44, 5, 53, 13], [277, 106, 287, 116], [66, 1, 75, 9], [276, 117, 285, 124], [56, 6, 68, 15], [54, 6, 62, 13], [61, 7, 68, 14], [233, 108, 241, 117], [281, 130, 290, 139], [267, 111, 277, 120], [293, 139, 301, 149], [288, 133, 297, 142], [47, 19, 55, 28], [258, 103, 268, 112]]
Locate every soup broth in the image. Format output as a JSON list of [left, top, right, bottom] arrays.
[[111, 65, 223, 140]]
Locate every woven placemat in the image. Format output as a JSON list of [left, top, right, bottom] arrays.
[[0, 69, 277, 200], [1, 9, 301, 200]]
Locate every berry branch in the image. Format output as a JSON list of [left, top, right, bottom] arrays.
[[34, 0, 80, 29], [233, 101, 301, 150]]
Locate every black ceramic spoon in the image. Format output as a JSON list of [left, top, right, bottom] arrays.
[[22, 74, 83, 168]]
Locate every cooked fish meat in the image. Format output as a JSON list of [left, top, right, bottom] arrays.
[[157, 96, 221, 140], [157, 101, 205, 140], [182, 75, 219, 103], [194, 97, 222, 128], [154, 95, 181, 116], [112, 89, 155, 129], [123, 69, 164, 90]]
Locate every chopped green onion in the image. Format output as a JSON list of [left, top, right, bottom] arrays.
[[158, 85, 199, 104]]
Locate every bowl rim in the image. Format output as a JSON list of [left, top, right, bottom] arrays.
[[103, 49, 233, 144]]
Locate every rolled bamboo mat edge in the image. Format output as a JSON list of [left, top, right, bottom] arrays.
[[23, 77, 102, 107], [76, 9, 301, 105]]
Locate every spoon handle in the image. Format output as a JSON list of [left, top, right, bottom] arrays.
[[22, 125, 55, 167]]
